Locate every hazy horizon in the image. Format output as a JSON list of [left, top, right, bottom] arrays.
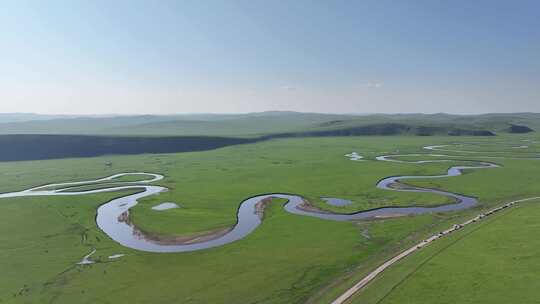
[[2, 110, 540, 117], [2, 1, 539, 115]]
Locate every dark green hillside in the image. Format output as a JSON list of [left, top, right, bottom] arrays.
[[0, 135, 258, 161]]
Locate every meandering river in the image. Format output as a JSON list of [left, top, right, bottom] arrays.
[[0, 151, 500, 252]]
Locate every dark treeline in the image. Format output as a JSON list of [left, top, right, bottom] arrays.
[[0, 123, 502, 161], [0, 135, 260, 161], [507, 124, 534, 133], [263, 123, 496, 139]]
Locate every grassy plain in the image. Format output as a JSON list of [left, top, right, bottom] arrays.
[[1, 135, 539, 303], [348, 199, 540, 304], [1, 136, 472, 235], [0, 190, 449, 303]]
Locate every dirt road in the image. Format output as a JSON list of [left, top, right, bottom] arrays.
[[331, 196, 540, 304]]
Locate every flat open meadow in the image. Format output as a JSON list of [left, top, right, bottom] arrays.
[[1, 135, 539, 303], [349, 199, 540, 304]]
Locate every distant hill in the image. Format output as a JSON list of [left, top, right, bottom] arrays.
[[0, 112, 537, 161], [0, 113, 82, 123], [265, 123, 496, 138], [0, 112, 537, 137]]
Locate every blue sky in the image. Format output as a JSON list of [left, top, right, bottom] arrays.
[[1, 0, 539, 114]]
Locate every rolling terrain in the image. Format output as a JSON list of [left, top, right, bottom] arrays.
[[0, 112, 538, 137], [0, 112, 537, 162]]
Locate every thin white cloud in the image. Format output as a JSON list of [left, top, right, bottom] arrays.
[[364, 82, 383, 89], [280, 85, 296, 91]]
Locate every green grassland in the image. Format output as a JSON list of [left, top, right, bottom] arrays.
[[349, 199, 540, 304], [1, 135, 539, 303], [1, 136, 483, 235], [0, 192, 454, 304]]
